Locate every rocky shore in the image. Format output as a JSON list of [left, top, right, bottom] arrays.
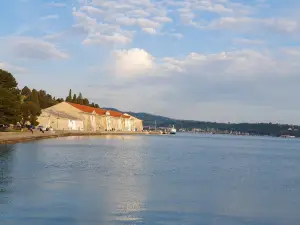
[[0, 130, 162, 145]]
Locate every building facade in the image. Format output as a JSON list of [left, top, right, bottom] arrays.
[[37, 102, 143, 132]]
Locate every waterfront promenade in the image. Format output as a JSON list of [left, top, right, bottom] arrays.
[[0, 130, 161, 144]]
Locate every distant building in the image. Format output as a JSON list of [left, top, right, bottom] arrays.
[[37, 102, 143, 132]]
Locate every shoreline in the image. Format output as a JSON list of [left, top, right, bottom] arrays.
[[0, 131, 162, 145]]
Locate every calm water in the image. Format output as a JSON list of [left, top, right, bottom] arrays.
[[1, 134, 300, 225]]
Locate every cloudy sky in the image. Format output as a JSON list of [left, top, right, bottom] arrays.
[[1, 0, 300, 124]]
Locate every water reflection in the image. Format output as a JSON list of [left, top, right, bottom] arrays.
[[1, 134, 300, 225], [104, 135, 147, 223], [60, 135, 138, 141], [0, 145, 15, 205]]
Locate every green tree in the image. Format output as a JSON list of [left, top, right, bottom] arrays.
[[56, 98, 64, 103], [38, 90, 47, 109], [72, 94, 77, 103], [91, 102, 95, 107], [20, 101, 41, 126], [83, 98, 89, 106], [95, 104, 99, 108], [0, 69, 21, 125], [21, 86, 31, 96], [0, 69, 18, 89], [30, 89, 40, 107], [78, 92, 83, 105], [66, 89, 72, 102], [0, 88, 21, 125]]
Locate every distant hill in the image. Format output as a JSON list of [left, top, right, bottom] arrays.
[[126, 112, 176, 126], [102, 107, 175, 126], [103, 107, 300, 137], [102, 107, 122, 112]]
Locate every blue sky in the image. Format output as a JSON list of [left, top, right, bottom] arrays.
[[1, 0, 300, 124]]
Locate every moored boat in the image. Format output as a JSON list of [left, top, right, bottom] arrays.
[[170, 125, 176, 135]]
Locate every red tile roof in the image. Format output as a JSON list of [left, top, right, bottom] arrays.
[[67, 102, 95, 113], [67, 102, 128, 118], [108, 110, 123, 117], [95, 108, 106, 115]]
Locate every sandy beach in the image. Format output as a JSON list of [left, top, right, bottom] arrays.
[[0, 130, 161, 144]]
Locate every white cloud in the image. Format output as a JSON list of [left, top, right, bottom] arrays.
[[45, 0, 299, 47], [106, 47, 300, 81], [206, 16, 300, 35], [281, 48, 300, 56], [115, 17, 160, 29], [0, 61, 27, 74], [153, 16, 172, 23], [72, 7, 134, 45], [142, 28, 157, 35], [160, 50, 280, 79], [80, 6, 104, 15], [106, 48, 300, 84], [206, 17, 257, 30], [4, 36, 69, 60], [263, 18, 300, 33], [112, 48, 155, 77], [41, 14, 59, 20], [94, 46, 300, 123], [178, 8, 197, 26], [104, 47, 300, 81], [83, 33, 132, 45], [71, 0, 186, 43]]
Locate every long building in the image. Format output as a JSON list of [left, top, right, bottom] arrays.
[[37, 102, 143, 132]]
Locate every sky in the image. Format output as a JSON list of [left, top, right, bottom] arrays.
[[1, 0, 300, 124]]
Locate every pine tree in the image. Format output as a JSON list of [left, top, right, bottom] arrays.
[[83, 98, 89, 106], [38, 90, 46, 109], [56, 98, 64, 103], [21, 86, 31, 96], [72, 94, 77, 103], [78, 92, 83, 105], [31, 89, 40, 107], [66, 89, 72, 102], [0, 69, 21, 125], [0, 88, 21, 125], [20, 101, 41, 126], [0, 69, 18, 89]]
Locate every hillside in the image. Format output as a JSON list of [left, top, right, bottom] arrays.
[[103, 107, 300, 137], [103, 108, 175, 126]]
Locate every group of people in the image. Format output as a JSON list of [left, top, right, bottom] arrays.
[[28, 126, 48, 134]]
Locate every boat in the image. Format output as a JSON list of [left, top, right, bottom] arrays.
[[170, 125, 176, 135]]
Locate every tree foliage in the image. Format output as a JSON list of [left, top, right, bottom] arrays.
[[72, 94, 77, 103], [20, 101, 41, 126], [30, 89, 40, 106], [21, 86, 31, 96], [1, 68, 101, 126], [0, 69, 18, 89], [0, 69, 21, 125], [83, 98, 89, 106], [78, 92, 83, 105], [0, 88, 21, 125], [66, 89, 72, 102]]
